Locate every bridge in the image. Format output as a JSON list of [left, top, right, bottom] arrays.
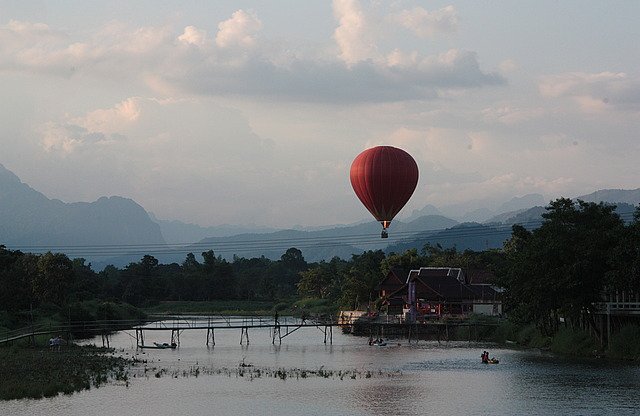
[[0, 314, 501, 348], [0, 315, 342, 347]]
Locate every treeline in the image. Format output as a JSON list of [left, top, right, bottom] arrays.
[[2, 198, 640, 343], [0, 243, 502, 325], [0, 247, 308, 312]]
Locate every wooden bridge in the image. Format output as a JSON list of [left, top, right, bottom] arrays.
[[133, 315, 338, 347], [0, 314, 501, 348], [0, 316, 341, 348]]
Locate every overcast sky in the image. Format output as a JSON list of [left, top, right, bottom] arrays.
[[1, 0, 639, 228]]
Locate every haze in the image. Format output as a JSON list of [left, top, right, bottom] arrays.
[[1, 0, 639, 228]]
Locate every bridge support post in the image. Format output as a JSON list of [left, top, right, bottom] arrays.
[[323, 325, 333, 344], [135, 328, 144, 348], [171, 329, 180, 347], [240, 327, 249, 345], [272, 324, 281, 344], [101, 332, 110, 348], [207, 328, 215, 346]]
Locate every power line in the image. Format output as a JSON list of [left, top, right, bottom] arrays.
[[4, 211, 637, 258]]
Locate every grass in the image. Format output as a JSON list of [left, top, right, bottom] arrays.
[[0, 344, 131, 401]]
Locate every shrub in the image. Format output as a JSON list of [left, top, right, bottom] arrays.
[[517, 324, 551, 349], [608, 325, 640, 360], [550, 327, 596, 356]]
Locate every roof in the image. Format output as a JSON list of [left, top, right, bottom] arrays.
[[408, 267, 479, 301], [407, 267, 465, 283], [377, 267, 409, 291]]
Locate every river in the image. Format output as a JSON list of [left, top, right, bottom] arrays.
[[3, 320, 640, 415]]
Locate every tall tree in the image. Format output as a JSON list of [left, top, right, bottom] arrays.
[[32, 252, 74, 306], [502, 198, 625, 335]]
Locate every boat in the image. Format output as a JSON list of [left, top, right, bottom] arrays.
[[482, 358, 499, 364], [140, 342, 177, 349]]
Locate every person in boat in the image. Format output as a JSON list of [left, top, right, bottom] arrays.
[[481, 351, 489, 363]]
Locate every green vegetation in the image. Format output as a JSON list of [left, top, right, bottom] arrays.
[[0, 344, 131, 400], [550, 328, 597, 357], [608, 325, 640, 360]]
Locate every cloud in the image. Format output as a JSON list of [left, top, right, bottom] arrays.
[[178, 26, 208, 47], [332, 0, 379, 66], [482, 105, 545, 124], [394, 5, 458, 38], [539, 71, 640, 112], [41, 122, 108, 154], [215, 9, 262, 49], [78, 98, 141, 133], [0, 13, 503, 104]]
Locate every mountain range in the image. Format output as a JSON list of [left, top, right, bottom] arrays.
[[1, 163, 639, 269]]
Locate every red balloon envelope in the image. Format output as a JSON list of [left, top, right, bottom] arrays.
[[350, 146, 419, 237]]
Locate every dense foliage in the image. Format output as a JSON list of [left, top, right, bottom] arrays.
[[499, 199, 640, 338]]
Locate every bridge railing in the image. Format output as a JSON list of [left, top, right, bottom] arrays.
[[594, 301, 640, 313], [0, 318, 152, 343]]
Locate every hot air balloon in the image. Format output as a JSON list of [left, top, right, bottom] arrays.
[[350, 146, 419, 238]]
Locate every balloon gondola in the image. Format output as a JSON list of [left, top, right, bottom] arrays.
[[350, 146, 419, 238]]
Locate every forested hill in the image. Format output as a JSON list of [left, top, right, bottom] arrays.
[[0, 164, 165, 249]]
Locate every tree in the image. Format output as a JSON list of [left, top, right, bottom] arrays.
[[380, 248, 425, 276], [32, 252, 74, 306], [297, 262, 334, 299], [339, 250, 386, 309], [502, 198, 625, 336]]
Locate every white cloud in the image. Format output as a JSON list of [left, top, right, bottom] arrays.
[[178, 26, 208, 47], [394, 5, 458, 38], [332, 0, 379, 66], [0, 14, 503, 104], [215, 10, 262, 49], [75, 98, 141, 134], [482, 105, 545, 124], [539, 71, 640, 113], [499, 59, 518, 73]]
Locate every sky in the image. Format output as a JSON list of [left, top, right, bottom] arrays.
[[1, 0, 639, 228]]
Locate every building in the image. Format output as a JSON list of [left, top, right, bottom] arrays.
[[378, 267, 502, 320]]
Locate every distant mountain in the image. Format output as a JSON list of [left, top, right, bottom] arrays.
[[576, 189, 640, 206], [149, 213, 277, 244], [404, 204, 444, 221], [486, 202, 637, 229], [436, 193, 547, 223], [487, 206, 546, 227], [0, 164, 165, 261], [497, 194, 546, 213], [6, 159, 640, 268], [385, 222, 512, 254]]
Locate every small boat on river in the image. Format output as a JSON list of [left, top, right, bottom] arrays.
[[140, 342, 177, 349]]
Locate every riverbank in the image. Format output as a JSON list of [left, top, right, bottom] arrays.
[[0, 344, 132, 401]]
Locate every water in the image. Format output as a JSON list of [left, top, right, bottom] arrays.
[[3, 320, 640, 415]]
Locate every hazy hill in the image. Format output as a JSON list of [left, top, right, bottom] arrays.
[[0, 164, 165, 254], [385, 222, 512, 254], [178, 215, 459, 263], [5, 160, 640, 268], [149, 213, 277, 244], [576, 189, 640, 206]]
